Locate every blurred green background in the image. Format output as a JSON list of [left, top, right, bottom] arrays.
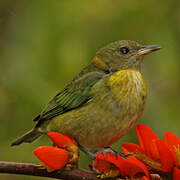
[[0, 0, 180, 179]]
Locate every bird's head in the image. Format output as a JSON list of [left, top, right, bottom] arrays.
[[93, 40, 161, 72]]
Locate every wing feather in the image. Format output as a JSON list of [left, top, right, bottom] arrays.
[[34, 72, 104, 124]]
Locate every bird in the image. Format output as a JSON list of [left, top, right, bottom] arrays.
[[11, 40, 161, 149]]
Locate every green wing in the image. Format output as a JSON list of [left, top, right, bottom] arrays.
[[34, 72, 103, 124]]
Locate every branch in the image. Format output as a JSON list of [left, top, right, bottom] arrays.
[[0, 161, 170, 180], [0, 161, 114, 180]]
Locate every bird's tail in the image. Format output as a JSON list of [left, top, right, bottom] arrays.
[[11, 128, 42, 146]]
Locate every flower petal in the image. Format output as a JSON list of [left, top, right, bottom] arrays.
[[94, 152, 149, 178], [94, 156, 112, 173], [136, 124, 159, 160], [95, 152, 118, 166], [164, 131, 180, 149], [164, 132, 180, 167], [173, 167, 180, 180], [33, 146, 68, 170], [116, 157, 149, 178], [47, 132, 76, 148], [155, 139, 175, 172], [121, 142, 144, 155], [93, 152, 120, 177], [47, 132, 79, 164]]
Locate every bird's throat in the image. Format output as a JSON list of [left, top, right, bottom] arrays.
[[107, 69, 147, 101]]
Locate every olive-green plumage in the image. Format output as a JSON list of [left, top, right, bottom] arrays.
[[12, 40, 161, 148]]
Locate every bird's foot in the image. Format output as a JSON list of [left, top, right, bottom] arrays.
[[77, 143, 128, 161], [96, 146, 128, 159], [89, 147, 127, 177]]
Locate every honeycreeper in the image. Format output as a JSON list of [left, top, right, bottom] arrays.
[[12, 40, 161, 149]]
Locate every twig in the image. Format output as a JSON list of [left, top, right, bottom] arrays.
[[0, 161, 115, 180], [0, 161, 173, 180]]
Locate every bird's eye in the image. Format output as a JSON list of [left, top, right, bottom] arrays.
[[119, 47, 129, 54]]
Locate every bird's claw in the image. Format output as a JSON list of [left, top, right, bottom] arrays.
[[95, 147, 114, 156], [95, 147, 128, 159]]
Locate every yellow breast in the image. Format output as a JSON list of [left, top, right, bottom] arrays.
[[107, 69, 147, 101]]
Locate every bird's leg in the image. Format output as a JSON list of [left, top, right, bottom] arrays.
[[77, 143, 128, 176], [77, 143, 95, 159], [77, 142, 128, 159]]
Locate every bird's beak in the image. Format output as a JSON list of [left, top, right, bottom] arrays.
[[137, 45, 162, 56]]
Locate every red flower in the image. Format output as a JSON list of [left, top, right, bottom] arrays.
[[164, 131, 180, 167], [136, 124, 159, 160], [32, 126, 180, 179], [173, 167, 180, 180], [122, 124, 175, 172], [93, 151, 149, 178], [33, 146, 68, 171], [47, 132, 77, 148], [47, 132, 79, 164], [164, 132, 180, 179], [33, 132, 79, 171]]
